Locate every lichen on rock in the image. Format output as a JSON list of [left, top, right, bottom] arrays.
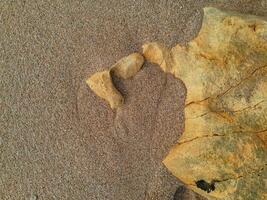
[[142, 7, 267, 200]]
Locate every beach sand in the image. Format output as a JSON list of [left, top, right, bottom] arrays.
[[1, 0, 266, 199]]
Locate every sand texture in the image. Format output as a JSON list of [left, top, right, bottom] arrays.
[[1, 1, 266, 200]]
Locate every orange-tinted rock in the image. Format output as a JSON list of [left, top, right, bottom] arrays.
[[111, 53, 144, 79]]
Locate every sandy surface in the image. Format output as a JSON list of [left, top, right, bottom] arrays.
[[1, 1, 266, 200]]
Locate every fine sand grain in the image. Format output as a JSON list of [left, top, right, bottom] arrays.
[[1, 1, 266, 200]]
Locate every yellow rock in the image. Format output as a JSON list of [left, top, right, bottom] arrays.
[[142, 42, 170, 72], [86, 53, 144, 108], [144, 7, 267, 200], [86, 70, 123, 109], [111, 53, 144, 79]]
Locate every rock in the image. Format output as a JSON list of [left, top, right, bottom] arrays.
[[86, 53, 144, 109], [142, 42, 170, 72], [111, 53, 144, 79], [146, 7, 267, 200], [86, 70, 123, 109]]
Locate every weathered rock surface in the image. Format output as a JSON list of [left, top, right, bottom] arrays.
[[86, 70, 124, 109], [111, 53, 144, 79], [86, 53, 144, 109], [142, 42, 170, 72], [142, 7, 267, 200]]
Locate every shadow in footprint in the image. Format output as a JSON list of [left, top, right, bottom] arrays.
[[77, 62, 206, 200]]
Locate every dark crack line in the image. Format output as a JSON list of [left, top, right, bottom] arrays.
[[177, 134, 225, 145], [213, 111, 234, 122], [218, 64, 267, 98], [185, 64, 267, 107], [183, 165, 266, 190], [186, 100, 265, 121], [186, 112, 210, 119], [225, 100, 265, 113], [213, 165, 266, 184], [185, 97, 210, 107], [179, 129, 267, 146]]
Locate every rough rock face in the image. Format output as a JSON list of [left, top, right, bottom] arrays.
[[111, 53, 144, 79], [142, 42, 170, 72], [86, 70, 124, 109], [143, 7, 267, 200]]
